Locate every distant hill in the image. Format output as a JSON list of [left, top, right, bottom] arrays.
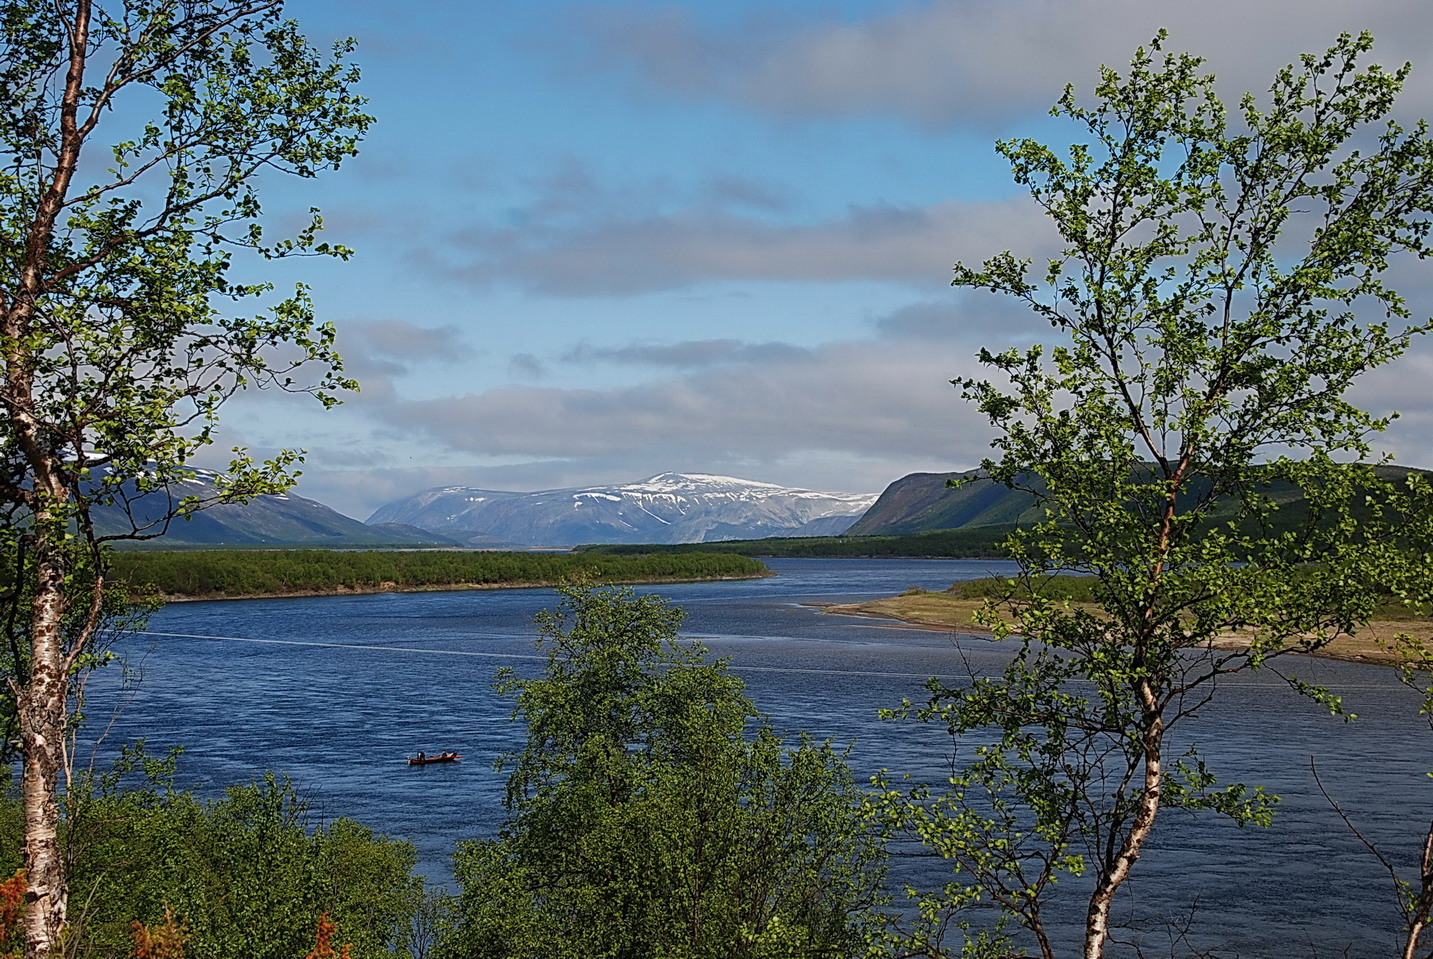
[[92, 472, 452, 548], [845, 470, 1041, 536], [846, 464, 1433, 538], [367, 473, 878, 547]]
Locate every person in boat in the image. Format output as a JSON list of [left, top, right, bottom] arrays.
[[417, 751, 426, 761]]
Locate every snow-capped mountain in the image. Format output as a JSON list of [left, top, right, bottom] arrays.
[[366, 472, 880, 547]]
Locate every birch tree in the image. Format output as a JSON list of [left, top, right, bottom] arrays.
[[448, 582, 886, 958], [0, 2, 369, 953], [878, 32, 1433, 959]]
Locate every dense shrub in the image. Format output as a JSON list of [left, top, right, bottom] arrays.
[[442, 583, 885, 959], [0, 751, 423, 958]]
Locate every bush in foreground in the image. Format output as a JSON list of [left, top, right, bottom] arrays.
[[443, 582, 885, 959]]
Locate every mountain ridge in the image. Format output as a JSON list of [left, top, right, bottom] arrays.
[[367, 472, 878, 547], [91, 470, 452, 548], [844, 469, 1042, 535], [846, 464, 1433, 538]]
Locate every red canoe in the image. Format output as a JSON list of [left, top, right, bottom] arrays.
[[407, 752, 460, 766]]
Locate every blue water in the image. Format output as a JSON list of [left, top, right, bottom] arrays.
[[84, 558, 1430, 958]]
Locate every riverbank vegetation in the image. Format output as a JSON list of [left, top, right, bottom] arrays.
[[576, 527, 1013, 558], [107, 550, 768, 600], [0, 753, 425, 958]]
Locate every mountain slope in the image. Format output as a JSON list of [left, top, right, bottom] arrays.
[[847, 465, 1433, 537], [367, 473, 878, 547], [844, 470, 1043, 535], [90, 472, 449, 548]]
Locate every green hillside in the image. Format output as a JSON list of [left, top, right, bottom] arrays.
[[843, 470, 1043, 535]]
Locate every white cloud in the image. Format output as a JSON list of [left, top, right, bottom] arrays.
[[330, 320, 477, 404], [370, 332, 998, 475], [344, 319, 475, 362], [427, 194, 1053, 295], [562, 339, 808, 369], [564, 0, 1433, 127]]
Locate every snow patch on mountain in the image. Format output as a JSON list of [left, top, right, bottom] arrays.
[[366, 473, 880, 547]]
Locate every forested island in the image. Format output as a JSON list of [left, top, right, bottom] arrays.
[[110, 549, 769, 601]]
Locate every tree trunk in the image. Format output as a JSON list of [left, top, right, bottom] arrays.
[[8, 5, 90, 948], [1083, 683, 1164, 959], [17, 544, 69, 958], [1403, 821, 1433, 959]]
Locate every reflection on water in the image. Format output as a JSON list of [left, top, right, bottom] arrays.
[[86, 558, 1428, 958]]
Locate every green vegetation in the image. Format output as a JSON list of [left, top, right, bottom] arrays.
[[0, 2, 372, 948], [0, 750, 423, 958], [948, 572, 1428, 616], [576, 527, 1014, 558], [873, 32, 1433, 959], [109, 550, 769, 599], [943, 574, 1099, 604], [443, 582, 885, 959]]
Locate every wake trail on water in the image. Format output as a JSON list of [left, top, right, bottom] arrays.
[[133, 631, 1389, 686], [139, 630, 548, 662], [136, 630, 934, 679]]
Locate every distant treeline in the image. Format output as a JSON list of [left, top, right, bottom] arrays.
[[943, 574, 1101, 603], [940, 571, 1426, 620], [575, 527, 1015, 559], [109, 549, 770, 599]]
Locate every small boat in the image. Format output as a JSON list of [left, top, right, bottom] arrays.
[[407, 751, 461, 766]]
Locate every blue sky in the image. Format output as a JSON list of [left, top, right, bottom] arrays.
[[209, 0, 1433, 520]]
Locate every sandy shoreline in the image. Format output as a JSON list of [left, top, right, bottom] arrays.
[[814, 599, 1422, 667]]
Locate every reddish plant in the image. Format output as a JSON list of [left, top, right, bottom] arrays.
[[129, 907, 188, 959], [305, 912, 353, 959], [0, 869, 24, 958]]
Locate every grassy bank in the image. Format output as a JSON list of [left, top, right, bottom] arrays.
[[823, 576, 1429, 666], [110, 549, 770, 601]]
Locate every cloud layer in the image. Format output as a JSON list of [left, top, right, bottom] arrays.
[[563, 0, 1433, 126], [425, 190, 1054, 296], [267, 0, 1433, 520]]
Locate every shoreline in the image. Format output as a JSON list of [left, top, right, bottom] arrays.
[[813, 601, 1418, 667]]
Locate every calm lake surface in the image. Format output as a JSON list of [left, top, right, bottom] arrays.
[[88, 557, 1429, 958]]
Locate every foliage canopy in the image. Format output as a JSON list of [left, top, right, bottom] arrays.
[[0, 2, 371, 949], [879, 31, 1433, 959], [445, 582, 885, 959], [0, 750, 422, 958]]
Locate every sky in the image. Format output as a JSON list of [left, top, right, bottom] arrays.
[[203, 0, 1433, 521]]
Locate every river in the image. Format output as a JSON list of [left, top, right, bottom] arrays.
[[86, 557, 1430, 958]]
